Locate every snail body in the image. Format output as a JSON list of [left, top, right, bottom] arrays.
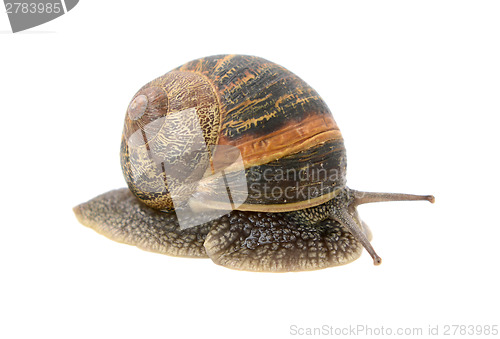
[[74, 55, 434, 272]]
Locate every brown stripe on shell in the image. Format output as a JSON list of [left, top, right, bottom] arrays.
[[213, 112, 342, 169]]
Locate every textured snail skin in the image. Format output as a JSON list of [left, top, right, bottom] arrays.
[[74, 55, 434, 272], [74, 189, 210, 258], [74, 188, 366, 271]]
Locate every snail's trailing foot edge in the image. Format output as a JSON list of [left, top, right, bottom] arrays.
[[73, 188, 211, 258]]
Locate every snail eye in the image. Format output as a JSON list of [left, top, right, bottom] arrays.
[[127, 94, 148, 120]]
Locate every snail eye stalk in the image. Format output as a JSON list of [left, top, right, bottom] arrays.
[[351, 191, 435, 207], [332, 208, 382, 266]]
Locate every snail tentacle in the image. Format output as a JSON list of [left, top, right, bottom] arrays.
[[331, 207, 382, 266], [351, 190, 435, 206]]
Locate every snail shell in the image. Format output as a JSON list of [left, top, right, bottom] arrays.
[[120, 55, 345, 213], [74, 55, 434, 272]]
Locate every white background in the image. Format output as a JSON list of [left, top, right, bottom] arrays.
[[1, 1, 499, 338]]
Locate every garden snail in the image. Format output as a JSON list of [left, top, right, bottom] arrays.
[[73, 54, 434, 272]]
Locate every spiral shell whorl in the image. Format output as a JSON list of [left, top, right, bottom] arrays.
[[121, 71, 220, 210]]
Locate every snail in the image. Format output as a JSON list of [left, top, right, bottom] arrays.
[[73, 54, 434, 272]]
